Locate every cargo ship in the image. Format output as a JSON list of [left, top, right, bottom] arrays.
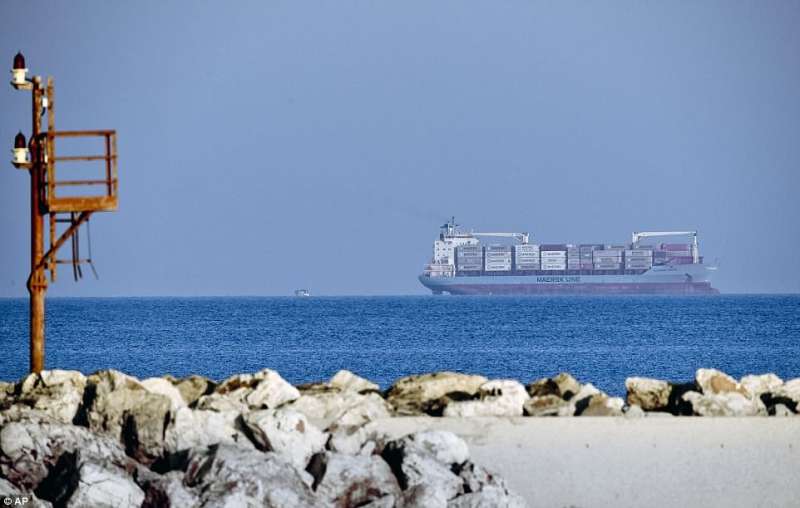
[[419, 218, 718, 295]]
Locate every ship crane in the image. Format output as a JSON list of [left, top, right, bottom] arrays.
[[472, 231, 530, 244], [631, 231, 699, 264]]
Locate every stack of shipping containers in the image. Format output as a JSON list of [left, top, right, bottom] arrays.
[[661, 243, 693, 264], [580, 245, 601, 271], [624, 248, 653, 271], [567, 245, 581, 271], [593, 248, 623, 271], [540, 244, 567, 271], [455, 245, 482, 274], [514, 244, 540, 271], [484, 245, 512, 272]]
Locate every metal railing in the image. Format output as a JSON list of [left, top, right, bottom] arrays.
[[43, 130, 118, 210]]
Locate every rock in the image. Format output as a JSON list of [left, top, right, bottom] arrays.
[[772, 404, 794, 417], [443, 380, 529, 417], [0, 421, 130, 492], [82, 370, 170, 441], [740, 373, 783, 398], [380, 431, 469, 502], [552, 373, 581, 400], [557, 383, 602, 416], [523, 395, 566, 416], [215, 368, 300, 410], [625, 377, 671, 411], [14, 370, 86, 424], [120, 394, 172, 464], [682, 391, 767, 416], [140, 378, 187, 411], [137, 470, 200, 508], [242, 409, 327, 469], [193, 392, 249, 413], [623, 404, 646, 418], [0, 477, 53, 507], [575, 394, 625, 416], [307, 452, 400, 506], [185, 444, 317, 507], [172, 375, 216, 407], [774, 378, 800, 404], [696, 368, 747, 396], [164, 407, 253, 454], [0, 381, 14, 405], [329, 370, 380, 393], [758, 393, 798, 415], [412, 430, 470, 466], [449, 462, 527, 507], [327, 424, 374, 455], [525, 377, 560, 398], [66, 459, 144, 508], [287, 390, 392, 429], [401, 484, 449, 507], [448, 485, 527, 507], [386, 372, 488, 415]]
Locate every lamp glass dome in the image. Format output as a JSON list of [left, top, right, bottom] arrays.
[[13, 52, 26, 70]]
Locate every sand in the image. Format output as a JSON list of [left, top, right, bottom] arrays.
[[371, 416, 800, 507]]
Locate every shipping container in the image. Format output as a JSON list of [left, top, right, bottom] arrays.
[[457, 265, 482, 271], [539, 244, 567, 250], [625, 250, 653, 257], [541, 251, 567, 258]]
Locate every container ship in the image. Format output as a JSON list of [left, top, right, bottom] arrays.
[[419, 218, 718, 295]]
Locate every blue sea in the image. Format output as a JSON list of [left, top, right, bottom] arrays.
[[1, 295, 798, 395]]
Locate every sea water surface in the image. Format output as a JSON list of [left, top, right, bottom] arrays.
[[1, 295, 798, 395]]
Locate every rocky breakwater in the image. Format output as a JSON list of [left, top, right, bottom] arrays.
[[0, 368, 797, 507]]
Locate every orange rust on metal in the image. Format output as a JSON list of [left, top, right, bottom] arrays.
[[11, 64, 120, 373], [47, 196, 117, 213]]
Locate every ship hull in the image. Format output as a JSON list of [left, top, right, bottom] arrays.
[[419, 264, 719, 295]]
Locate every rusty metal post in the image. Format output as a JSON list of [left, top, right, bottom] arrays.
[[28, 76, 47, 373]]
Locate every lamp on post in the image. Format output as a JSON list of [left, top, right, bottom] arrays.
[[12, 131, 31, 169], [11, 52, 32, 90]]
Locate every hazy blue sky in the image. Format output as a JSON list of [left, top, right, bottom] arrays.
[[1, 1, 798, 296]]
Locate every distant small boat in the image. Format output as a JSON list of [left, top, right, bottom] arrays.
[[294, 289, 311, 297]]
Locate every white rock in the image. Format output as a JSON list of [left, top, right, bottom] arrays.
[[0, 477, 52, 507], [552, 372, 582, 399], [625, 377, 671, 410], [624, 404, 646, 418], [15, 370, 86, 423], [682, 391, 767, 416], [329, 370, 380, 392], [141, 377, 187, 411], [184, 445, 317, 506], [67, 461, 144, 508], [523, 395, 567, 416], [448, 485, 527, 507], [696, 368, 747, 396], [215, 369, 299, 410], [311, 452, 401, 506], [443, 380, 529, 417], [193, 392, 249, 413], [740, 373, 783, 398], [164, 407, 253, 453], [242, 409, 327, 469], [410, 430, 470, 465], [775, 378, 800, 404], [402, 484, 450, 508], [386, 372, 488, 414], [287, 390, 391, 429]]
